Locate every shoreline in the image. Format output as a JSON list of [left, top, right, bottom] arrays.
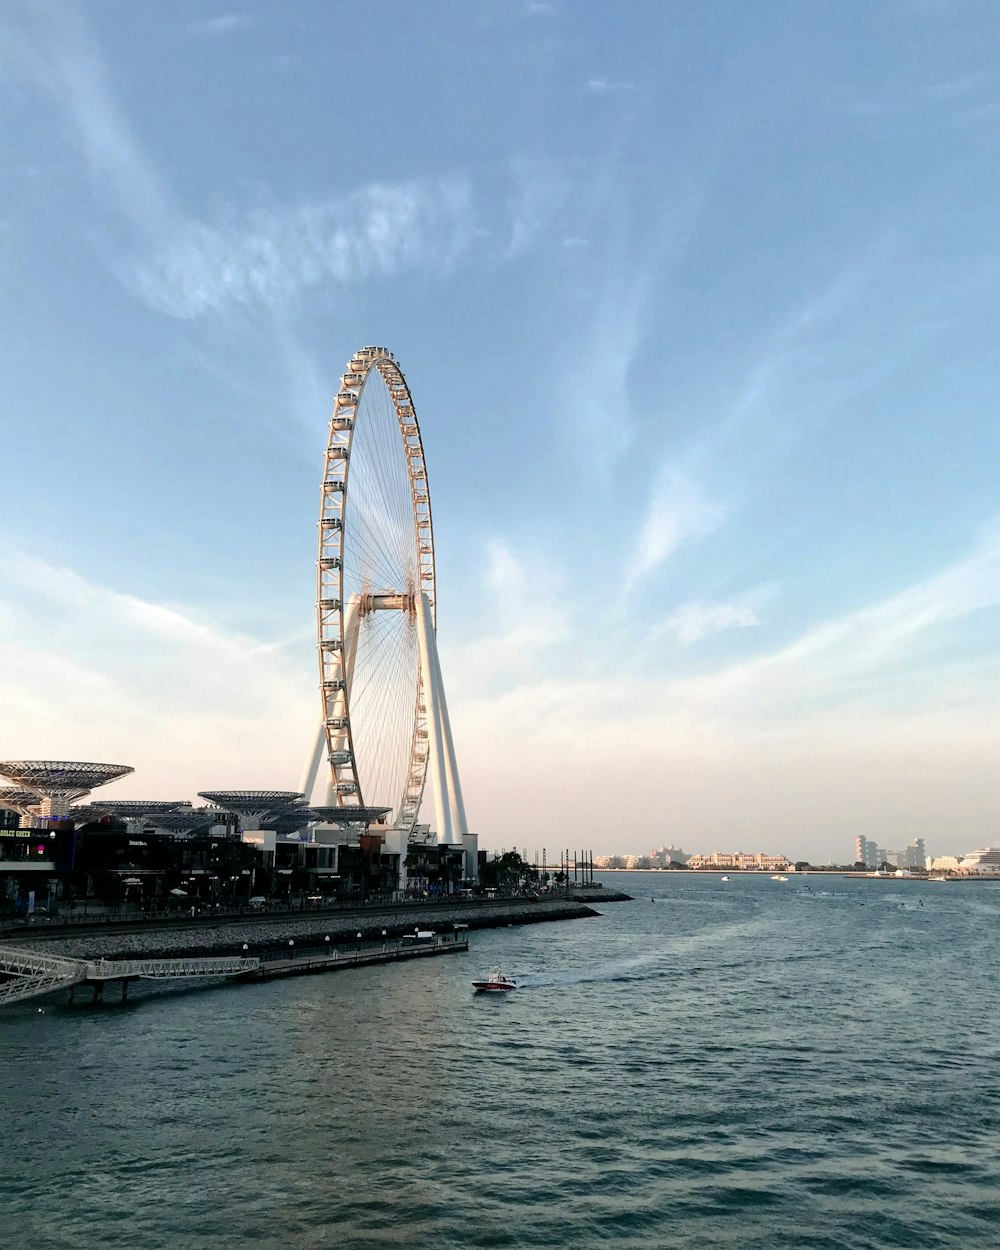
[[596, 868, 996, 880], [9, 896, 605, 962]]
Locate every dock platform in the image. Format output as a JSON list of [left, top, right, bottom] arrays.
[[0, 933, 468, 1008]]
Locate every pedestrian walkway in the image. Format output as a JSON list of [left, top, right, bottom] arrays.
[[0, 945, 259, 1007], [0, 932, 468, 1009]]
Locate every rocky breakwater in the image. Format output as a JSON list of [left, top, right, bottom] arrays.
[[567, 884, 633, 903], [24, 897, 601, 962]]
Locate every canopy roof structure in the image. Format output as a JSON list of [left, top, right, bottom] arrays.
[[80, 800, 187, 817], [0, 761, 134, 816], [197, 790, 304, 818], [0, 787, 41, 816], [308, 805, 391, 826], [146, 812, 218, 835], [266, 808, 314, 835]]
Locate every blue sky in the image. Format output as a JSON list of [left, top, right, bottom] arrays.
[[2, 0, 999, 860]]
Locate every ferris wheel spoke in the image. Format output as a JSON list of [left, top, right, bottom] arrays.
[[353, 625, 413, 808], [342, 522, 404, 594], [345, 474, 409, 588]]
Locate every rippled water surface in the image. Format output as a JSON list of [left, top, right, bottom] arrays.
[[3, 873, 1000, 1249]]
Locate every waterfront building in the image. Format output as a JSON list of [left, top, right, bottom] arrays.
[[687, 851, 792, 871], [927, 856, 963, 873], [650, 845, 690, 866], [854, 836, 880, 869], [902, 839, 927, 870]]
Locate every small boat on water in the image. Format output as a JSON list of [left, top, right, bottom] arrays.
[[771, 874, 789, 882], [720, 876, 730, 882], [472, 968, 518, 992]]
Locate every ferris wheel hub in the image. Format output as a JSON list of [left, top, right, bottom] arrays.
[[358, 591, 415, 616]]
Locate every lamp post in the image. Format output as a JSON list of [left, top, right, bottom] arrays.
[[357, 931, 362, 954], [288, 939, 294, 961], [381, 929, 387, 951]]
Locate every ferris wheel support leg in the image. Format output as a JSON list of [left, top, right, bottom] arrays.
[[416, 592, 453, 846], [299, 718, 326, 803], [343, 596, 361, 689], [428, 620, 469, 844]]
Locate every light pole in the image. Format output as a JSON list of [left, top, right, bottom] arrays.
[[381, 929, 387, 951], [357, 931, 362, 954], [288, 939, 294, 960]]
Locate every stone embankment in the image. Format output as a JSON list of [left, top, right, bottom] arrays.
[[18, 896, 604, 962], [568, 885, 632, 903]]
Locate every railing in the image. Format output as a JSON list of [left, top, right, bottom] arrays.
[[85, 955, 260, 980], [0, 945, 84, 979], [0, 888, 560, 935], [0, 945, 86, 1006], [0, 947, 260, 1007]]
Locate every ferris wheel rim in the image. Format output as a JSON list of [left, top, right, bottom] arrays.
[[316, 346, 436, 834]]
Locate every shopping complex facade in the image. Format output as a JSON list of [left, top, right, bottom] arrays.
[[0, 760, 473, 916]]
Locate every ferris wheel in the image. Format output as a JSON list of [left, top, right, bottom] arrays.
[[301, 346, 466, 843]]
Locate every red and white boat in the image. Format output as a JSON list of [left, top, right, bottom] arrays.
[[472, 968, 518, 992]]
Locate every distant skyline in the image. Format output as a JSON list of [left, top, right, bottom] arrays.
[[2, 1, 1000, 860]]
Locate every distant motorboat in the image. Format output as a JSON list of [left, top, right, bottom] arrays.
[[720, 876, 730, 882], [472, 968, 518, 992], [771, 874, 789, 882]]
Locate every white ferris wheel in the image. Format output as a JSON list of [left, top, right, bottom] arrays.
[[300, 346, 467, 845]]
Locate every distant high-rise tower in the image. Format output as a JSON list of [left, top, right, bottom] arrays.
[[854, 836, 880, 869], [903, 838, 927, 869]]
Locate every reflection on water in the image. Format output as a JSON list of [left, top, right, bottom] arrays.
[[3, 872, 1000, 1248]]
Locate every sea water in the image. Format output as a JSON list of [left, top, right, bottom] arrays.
[[2, 872, 999, 1249]]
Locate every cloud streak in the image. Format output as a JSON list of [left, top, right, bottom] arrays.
[[189, 14, 263, 36], [657, 586, 776, 644], [4, 6, 565, 324], [131, 176, 477, 319], [446, 526, 1000, 851], [0, 543, 315, 796], [586, 78, 637, 94], [623, 467, 727, 594], [1, 1, 172, 234]]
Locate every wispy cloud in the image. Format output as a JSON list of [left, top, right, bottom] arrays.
[[444, 540, 572, 693], [0, 542, 314, 795], [745, 524, 1000, 690], [552, 166, 702, 475], [504, 157, 569, 258], [926, 75, 981, 100], [4, 5, 561, 323], [657, 586, 776, 645], [586, 78, 637, 94], [1, 1, 172, 234], [448, 526, 1000, 851], [688, 240, 955, 486], [132, 176, 477, 319], [190, 14, 263, 36], [623, 467, 727, 594]]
